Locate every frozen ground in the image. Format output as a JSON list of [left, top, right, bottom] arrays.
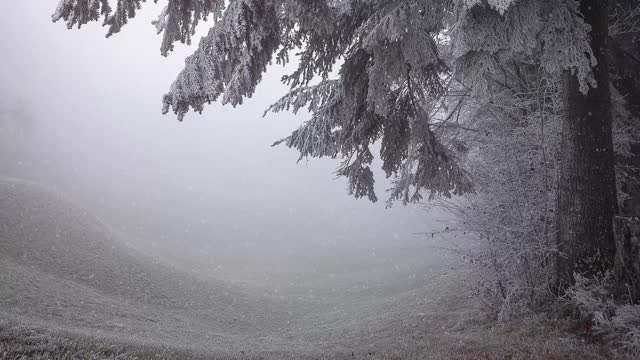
[[0, 177, 615, 359]]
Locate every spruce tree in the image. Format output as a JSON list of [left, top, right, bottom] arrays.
[[53, 0, 630, 286]]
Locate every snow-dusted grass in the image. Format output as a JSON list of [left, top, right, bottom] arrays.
[[0, 311, 620, 359], [0, 317, 196, 360], [404, 315, 616, 360], [0, 318, 319, 360], [0, 319, 138, 360]]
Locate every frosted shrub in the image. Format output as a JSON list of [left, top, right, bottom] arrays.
[[432, 66, 562, 319]]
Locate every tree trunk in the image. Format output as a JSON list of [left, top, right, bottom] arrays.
[[557, 0, 618, 287], [613, 216, 640, 303], [609, 0, 640, 216]]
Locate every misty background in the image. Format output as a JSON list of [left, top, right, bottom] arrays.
[[0, 1, 449, 293]]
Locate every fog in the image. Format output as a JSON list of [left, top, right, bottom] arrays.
[[0, 1, 447, 292]]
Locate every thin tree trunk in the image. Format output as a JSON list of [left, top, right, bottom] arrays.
[[557, 0, 618, 287]]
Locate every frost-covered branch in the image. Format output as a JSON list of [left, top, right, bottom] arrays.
[[52, 0, 224, 55], [162, 0, 281, 120]]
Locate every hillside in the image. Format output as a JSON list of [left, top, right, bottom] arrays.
[[0, 177, 293, 353]]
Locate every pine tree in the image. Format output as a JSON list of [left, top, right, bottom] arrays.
[[52, 0, 632, 287]]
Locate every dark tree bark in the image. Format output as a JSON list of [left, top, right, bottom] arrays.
[[557, 0, 618, 287], [613, 216, 640, 303]]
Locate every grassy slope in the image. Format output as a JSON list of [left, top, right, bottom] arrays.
[[0, 177, 294, 353], [0, 177, 627, 359]]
